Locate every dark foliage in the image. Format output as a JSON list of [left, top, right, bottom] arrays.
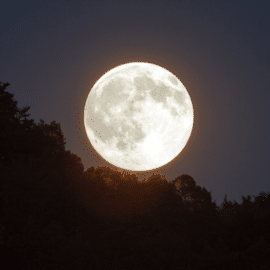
[[0, 82, 269, 269]]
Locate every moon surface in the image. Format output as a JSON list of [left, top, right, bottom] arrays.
[[84, 62, 194, 172]]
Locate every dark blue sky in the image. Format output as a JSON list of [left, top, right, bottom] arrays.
[[1, 0, 269, 206]]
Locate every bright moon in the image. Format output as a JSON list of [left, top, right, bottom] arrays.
[[84, 62, 194, 172]]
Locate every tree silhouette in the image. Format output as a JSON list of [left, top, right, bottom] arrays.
[[171, 174, 217, 214], [172, 174, 197, 201], [0, 82, 35, 166], [1, 81, 270, 269]]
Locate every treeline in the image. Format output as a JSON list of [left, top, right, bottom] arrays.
[[0, 81, 269, 269]]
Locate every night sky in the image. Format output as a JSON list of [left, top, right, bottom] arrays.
[[1, 0, 269, 207]]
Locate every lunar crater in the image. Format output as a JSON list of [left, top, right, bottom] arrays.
[[168, 75, 178, 86]]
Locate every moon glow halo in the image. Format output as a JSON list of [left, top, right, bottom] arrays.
[[84, 62, 194, 172]]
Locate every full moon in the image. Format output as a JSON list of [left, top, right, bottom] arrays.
[[84, 62, 194, 172]]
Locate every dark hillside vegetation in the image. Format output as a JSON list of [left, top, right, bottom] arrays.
[[0, 81, 269, 269]]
